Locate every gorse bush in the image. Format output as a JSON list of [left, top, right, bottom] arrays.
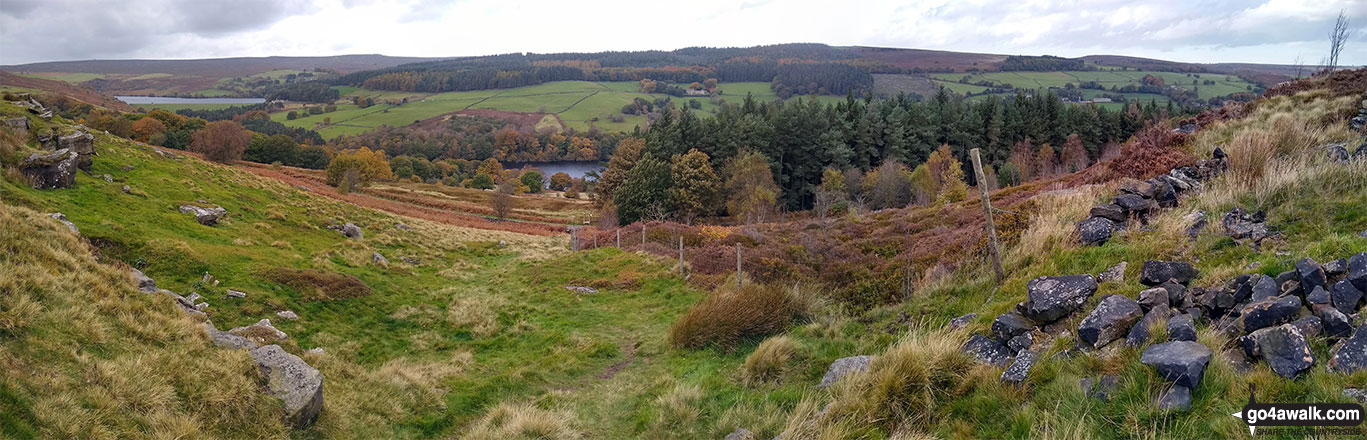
[[669, 282, 803, 350]]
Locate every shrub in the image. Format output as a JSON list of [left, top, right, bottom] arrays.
[[740, 335, 802, 386], [668, 282, 802, 350], [262, 267, 372, 301], [190, 120, 251, 162]]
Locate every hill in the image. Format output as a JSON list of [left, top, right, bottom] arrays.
[[0, 70, 133, 112]]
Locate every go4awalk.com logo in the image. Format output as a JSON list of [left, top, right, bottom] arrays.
[[1232, 384, 1366, 436]]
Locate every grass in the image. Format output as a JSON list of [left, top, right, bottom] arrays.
[[16, 72, 105, 83], [932, 70, 1259, 101], [669, 281, 806, 350], [130, 102, 246, 112]]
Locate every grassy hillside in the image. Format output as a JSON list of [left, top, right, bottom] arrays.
[[932, 70, 1259, 106]]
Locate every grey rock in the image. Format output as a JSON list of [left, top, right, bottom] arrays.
[[1313, 304, 1353, 337], [227, 289, 247, 298], [21, 148, 78, 189], [1162, 282, 1188, 307], [1001, 350, 1038, 386], [185, 292, 202, 303], [1351, 253, 1367, 293], [1325, 258, 1349, 277], [47, 212, 78, 234], [304, 347, 324, 355], [1098, 261, 1127, 283], [342, 223, 363, 240], [1140, 340, 1213, 388], [372, 252, 389, 265], [1138, 287, 1169, 311], [1222, 207, 1269, 243], [1327, 142, 1352, 162], [1078, 294, 1144, 348], [229, 318, 289, 343], [1140, 260, 1199, 286], [121, 185, 130, 194], [1244, 324, 1314, 378], [1297, 257, 1328, 294], [1331, 281, 1363, 315], [1081, 374, 1120, 401], [817, 355, 872, 388], [121, 164, 134, 171], [1118, 178, 1156, 199], [1291, 316, 1324, 339], [564, 286, 598, 294], [1020, 274, 1098, 323], [1126, 304, 1171, 347], [1345, 388, 1367, 404], [1250, 275, 1280, 302], [249, 345, 324, 428], [724, 427, 754, 440], [1308, 285, 1331, 305], [1113, 193, 1156, 214], [1167, 314, 1197, 342], [991, 312, 1035, 342], [1156, 384, 1193, 412], [400, 256, 421, 265], [1078, 217, 1116, 246], [948, 313, 977, 330], [963, 335, 1014, 367], [178, 204, 227, 226], [129, 267, 157, 293], [204, 322, 258, 350], [1239, 295, 1303, 333], [1183, 211, 1208, 239], [56, 129, 95, 171], [1152, 180, 1177, 208], [277, 310, 299, 320], [395, 223, 412, 230], [1007, 332, 1035, 353], [1331, 325, 1367, 374], [1090, 204, 1127, 223]]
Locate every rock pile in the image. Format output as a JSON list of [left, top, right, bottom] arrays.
[[1222, 207, 1269, 248], [1077, 151, 1227, 245]]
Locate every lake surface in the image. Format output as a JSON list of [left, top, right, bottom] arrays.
[[505, 161, 604, 180], [115, 96, 266, 105]]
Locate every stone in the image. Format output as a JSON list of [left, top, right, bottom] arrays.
[[249, 345, 324, 428], [564, 286, 598, 295], [963, 335, 1014, 367], [1213, 147, 1227, 160], [204, 321, 258, 350], [1078, 217, 1116, 245], [1156, 384, 1193, 412], [1308, 285, 1331, 305], [724, 427, 754, 440], [3, 117, 28, 132], [1113, 193, 1156, 214], [1330, 325, 1367, 374], [1083, 374, 1119, 401], [129, 267, 157, 293], [1325, 258, 1349, 277], [1001, 350, 1038, 386], [1313, 304, 1353, 337], [1126, 304, 1170, 346], [121, 185, 130, 193], [1281, 280, 1303, 297], [991, 312, 1035, 342], [948, 313, 977, 330], [1078, 294, 1144, 348], [227, 289, 247, 298], [1230, 274, 1257, 303], [1140, 340, 1213, 388], [1350, 253, 1367, 293], [56, 129, 96, 171], [1331, 281, 1363, 315], [1195, 288, 1235, 316], [1118, 178, 1156, 199], [395, 223, 412, 230], [817, 355, 872, 387], [1138, 287, 1168, 311], [400, 256, 421, 265], [1239, 295, 1303, 333], [1183, 211, 1208, 239], [121, 164, 134, 171], [277, 310, 299, 320], [1244, 324, 1314, 379], [1345, 388, 1367, 404], [229, 318, 289, 343], [1020, 275, 1098, 323], [342, 223, 363, 239], [1098, 261, 1127, 283], [1007, 332, 1034, 353], [178, 204, 227, 226], [1162, 282, 1188, 307], [1152, 180, 1177, 208], [1327, 142, 1352, 162], [47, 212, 78, 234], [1167, 314, 1197, 341], [1140, 260, 1199, 286], [20, 148, 79, 189], [305, 347, 324, 355], [1090, 204, 1128, 223], [1222, 207, 1269, 243], [1291, 316, 1324, 339], [1297, 257, 1328, 293], [186, 292, 202, 303], [1250, 275, 1279, 302], [372, 252, 389, 265]]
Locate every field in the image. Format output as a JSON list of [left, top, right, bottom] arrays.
[[931, 70, 1258, 101], [129, 102, 250, 112]]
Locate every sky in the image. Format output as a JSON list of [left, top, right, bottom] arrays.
[[1, 0, 1365, 66]]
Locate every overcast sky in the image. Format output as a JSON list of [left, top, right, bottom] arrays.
[[1, 0, 1364, 66]]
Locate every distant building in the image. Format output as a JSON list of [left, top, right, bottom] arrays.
[[1092, 97, 1112, 103], [685, 88, 708, 96]]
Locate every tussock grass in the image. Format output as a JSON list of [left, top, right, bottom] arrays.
[[1006, 183, 1111, 269], [669, 281, 805, 350], [460, 402, 582, 440], [740, 335, 804, 386]]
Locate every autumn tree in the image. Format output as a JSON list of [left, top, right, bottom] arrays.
[[813, 167, 846, 221], [326, 147, 392, 186], [595, 137, 644, 207], [520, 169, 544, 193], [190, 120, 251, 162], [491, 177, 515, 220], [1008, 139, 1036, 182], [871, 160, 912, 209], [669, 149, 720, 223], [723, 151, 780, 224], [131, 117, 167, 143], [548, 172, 573, 191], [1060, 134, 1090, 173], [1035, 143, 1058, 179]]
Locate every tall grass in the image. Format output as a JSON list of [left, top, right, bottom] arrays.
[[669, 280, 806, 350], [740, 335, 803, 386]]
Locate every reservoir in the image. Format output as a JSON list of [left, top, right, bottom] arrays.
[[505, 161, 604, 180]]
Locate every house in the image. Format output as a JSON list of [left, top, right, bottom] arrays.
[[1092, 97, 1112, 103], [685, 88, 708, 96]]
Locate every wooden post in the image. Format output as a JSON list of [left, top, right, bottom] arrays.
[[678, 236, 684, 276], [970, 148, 1005, 283], [736, 243, 743, 290], [616, 229, 621, 248], [593, 229, 598, 248], [570, 227, 578, 251], [642, 224, 647, 247]]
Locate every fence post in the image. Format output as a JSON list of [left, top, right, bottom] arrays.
[[678, 236, 684, 276], [642, 223, 647, 247], [616, 229, 621, 248], [970, 148, 1005, 283], [570, 227, 578, 251], [736, 243, 743, 291], [593, 229, 598, 248]]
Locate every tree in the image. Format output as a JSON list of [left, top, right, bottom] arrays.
[[520, 169, 544, 193], [244, 134, 300, 165], [476, 158, 504, 181], [924, 145, 966, 205], [669, 149, 720, 223], [723, 151, 780, 224], [548, 172, 573, 191], [1328, 9, 1351, 71], [326, 147, 392, 186], [286, 111, 299, 120], [297, 145, 332, 169], [131, 117, 167, 143], [1034, 143, 1058, 179], [190, 120, 251, 162], [596, 137, 644, 207], [1059, 134, 1090, 173], [871, 160, 912, 209], [466, 173, 495, 189], [492, 177, 515, 220], [813, 167, 847, 222], [613, 157, 672, 225]]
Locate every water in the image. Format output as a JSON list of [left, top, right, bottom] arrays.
[[505, 161, 604, 180], [115, 96, 266, 105]]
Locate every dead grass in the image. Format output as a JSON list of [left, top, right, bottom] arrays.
[[261, 267, 372, 301], [1006, 184, 1111, 269], [740, 335, 803, 386], [460, 402, 582, 440], [669, 282, 805, 350]]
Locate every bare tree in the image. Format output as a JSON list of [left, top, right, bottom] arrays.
[[1293, 55, 1305, 79], [491, 178, 515, 220], [1328, 9, 1351, 72], [813, 189, 842, 225]]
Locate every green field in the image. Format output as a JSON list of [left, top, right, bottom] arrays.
[[931, 70, 1257, 101], [130, 102, 247, 112], [17, 72, 106, 83]]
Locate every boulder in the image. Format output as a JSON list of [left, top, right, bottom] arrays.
[[342, 223, 363, 240], [1250, 275, 1280, 302], [1291, 316, 1324, 339], [963, 335, 1014, 367], [1113, 193, 1156, 215], [372, 252, 389, 265], [1078, 294, 1143, 348], [1239, 295, 1303, 333], [1330, 325, 1367, 374], [1222, 207, 1269, 243], [1089, 204, 1128, 223], [1152, 180, 1177, 208], [1007, 332, 1034, 353], [1118, 178, 1156, 198], [277, 310, 299, 320], [1327, 142, 1352, 162], [1308, 286, 1331, 305], [1313, 304, 1353, 337], [1350, 253, 1367, 292], [1346, 388, 1367, 404], [1296, 258, 1328, 293], [1098, 261, 1127, 283], [1140, 260, 1199, 286], [1140, 340, 1213, 388], [817, 355, 872, 387], [1138, 287, 1168, 311], [57, 130, 96, 171], [20, 148, 78, 189], [3, 117, 28, 132], [1161, 282, 1188, 308], [1194, 288, 1235, 317], [948, 313, 977, 330], [47, 212, 78, 234], [1243, 324, 1314, 379], [1325, 258, 1349, 277], [204, 321, 258, 350], [991, 312, 1035, 342], [1000, 350, 1038, 386], [249, 345, 324, 428], [1331, 281, 1363, 315], [129, 267, 157, 293], [1183, 211, 1208, 239], [229, 318, 289, 343], [1020, 275, 1098, 323], [1156, 384, 1193, 412], [1167, 314, 1197, 342], [723, 427, 754, 440], [1078, 217, 1116, 246], [1126, 304, 1171, 346], [178, 204, 227, 226]]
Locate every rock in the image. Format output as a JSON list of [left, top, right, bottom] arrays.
[[1194, 288, 1235, 317], [1174, 123, 1198, 134], [342, 223, 363, 240], [229, 318, 289, 343], [1007, 333, 1034, 353], [1280, 280, 1303, 297], [963, 335, 1014, 367], [21, 149, 79, 189], [56, 129, 96, 171], [121, 164, 134, 171], [400, 256, 421, 265], [186, 292, 202, 303], [47, 212, 78, 234], [1078, 217, 1117, 245], [1308, 285, 1331, 305], [1098, 261, 1127, 283], [1345, 388, 1367, 404], [1350, 253, 1367, 292], [129, 267, 157, 293], [1078, 294, 1143, 348], [1156, 384, 1193, 412], [498, 240, 507, 247], [1222, 207, 1269, 243], [1020, 275, 1098, 323], [277, 310, 299, 320], [1081, 374, 1119, 401], [178, 204, 227, 226], [1331, 281, 1363, 315], [1213, 147, 1227, 160], [372, 252, 389, 265], [1090, 204, 1127, 223], [227, 289, 247, 298], [724, 427, 754, 440], [564, 286, 598, 295], [1183, 211, 1208, 239], [1138, 287, 1168, 311], [1296, 257, 1328, 293], [304, 347, 324, 355], [817, 355, 872, 387], [1118, 178, 1156, 198], [204, 321, 258, 350], [991, 312, 1035, 342], [1327, 142, 1352, 162], [295, 185, 311, 192], [1239, 295, 1303, 333], [948, 313, 977, 330], [1126, 304, 1170, 346], [1167, 314, 1197, 341], [1291, 316, 1324, 339], [1250, 275, 1280, 302], [3, 117, 28, 132], [1000, 350, 1038, 385], [121, 185, 130, 194], [1140, 340, 1213, 388], [1331, 325, 1367, 374], [1325, 258, 1349, 277], [1161, 282, 1188, 308], [1113, 193, 1156, 215], [249, 345, 324, 428], [1244, 324, 1314, 378], [395, 223, 412, 230], [1313, 304, 1353, 337], [1152, 180, 1177, 208], [1140, 260, 1199, 286]]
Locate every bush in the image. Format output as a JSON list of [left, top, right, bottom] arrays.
[[520, 170, 544, 193], [668, 282, 802, 350], [190, 120, 251, 162], [740, 335, 802, 386], [262, 267, 372, 301]]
